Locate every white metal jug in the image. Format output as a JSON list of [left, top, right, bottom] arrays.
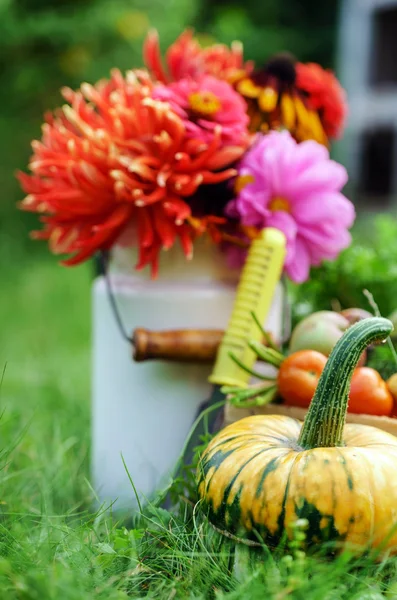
[[91, 241, 283, 510]]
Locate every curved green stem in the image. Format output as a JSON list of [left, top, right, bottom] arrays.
[[298, 317, 393, 449]]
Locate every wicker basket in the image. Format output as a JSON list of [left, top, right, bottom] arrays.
[[224, 401, 397, 437]]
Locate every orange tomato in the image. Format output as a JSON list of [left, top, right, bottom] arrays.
[[277, 350, 327, 409], [348, 367, 393, 416]]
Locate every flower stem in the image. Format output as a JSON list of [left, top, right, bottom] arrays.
[[251, 311, 280, 352], [248, 341, 284, 367], [228, 351, 276, 380], [226, 383, 277, 408]]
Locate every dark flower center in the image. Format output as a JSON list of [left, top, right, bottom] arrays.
[[251, 53, 297, 88]]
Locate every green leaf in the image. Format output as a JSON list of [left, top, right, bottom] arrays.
[[95, 542, 116, 555]]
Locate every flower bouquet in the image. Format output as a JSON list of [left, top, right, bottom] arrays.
[[18, 28, 354, 283], [17, 29, 356, 508]]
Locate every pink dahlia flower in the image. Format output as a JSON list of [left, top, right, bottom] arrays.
[[153, 75, 250, 147], [226, 131, 355, 283]]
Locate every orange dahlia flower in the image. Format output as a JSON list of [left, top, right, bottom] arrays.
[[18, 69, 244, 276], [143, 28, 253, 84]]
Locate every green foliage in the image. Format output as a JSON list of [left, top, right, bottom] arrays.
[[367, 343, 397, 381], [198, 0, 339, 68], [289, 215, 397, 327], [1, 0, 197, 116]]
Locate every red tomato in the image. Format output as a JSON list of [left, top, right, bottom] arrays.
[[348, 367, 393, 416], [277, 350, 328, 409], [387, 374, 397, 418]]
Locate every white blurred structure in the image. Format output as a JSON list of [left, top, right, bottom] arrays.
[[338, 0, 397, 208]]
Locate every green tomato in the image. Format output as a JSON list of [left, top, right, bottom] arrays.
[[289, 311, 350, 356]]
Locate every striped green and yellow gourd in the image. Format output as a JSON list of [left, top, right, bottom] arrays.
[[197, 317, 397, 553]]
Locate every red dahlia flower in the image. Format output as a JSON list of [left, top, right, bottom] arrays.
[[143, 28, 253, 84], [18, 69, 243, 276], [296, 62, 347, 139]]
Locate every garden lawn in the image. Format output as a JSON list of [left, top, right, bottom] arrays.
[[2, 247, 397, 599]]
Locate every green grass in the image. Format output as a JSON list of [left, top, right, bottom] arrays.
[[3, 246, 397, 599]]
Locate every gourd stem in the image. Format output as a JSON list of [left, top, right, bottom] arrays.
[[298, 317, 393, 449]]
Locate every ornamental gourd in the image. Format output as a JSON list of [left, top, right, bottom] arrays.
[[197, 317, 397, 553]]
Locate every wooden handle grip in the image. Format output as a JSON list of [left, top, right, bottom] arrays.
[[132, 328, 225, 363]]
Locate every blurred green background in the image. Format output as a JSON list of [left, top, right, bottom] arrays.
[[0, 0, 340, 253]]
